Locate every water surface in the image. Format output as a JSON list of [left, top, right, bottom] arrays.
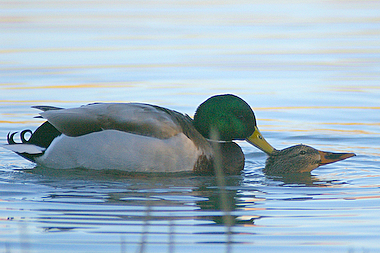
[[1, 0, 380, 252]]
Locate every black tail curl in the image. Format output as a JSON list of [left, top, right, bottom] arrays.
[[7, 121, 61, 148], [7, 130, 33, 145], [6, 122, 61, 162]]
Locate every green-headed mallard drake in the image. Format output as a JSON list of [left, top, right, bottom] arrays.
[[3, 94, 274, 174], [264, 144, 355, 174]]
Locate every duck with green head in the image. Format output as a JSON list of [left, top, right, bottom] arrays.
[[3, 94, 274, 174]]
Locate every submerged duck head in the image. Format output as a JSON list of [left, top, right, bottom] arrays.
[[264, 144, 355, 174], [193, 94, 274, 155]]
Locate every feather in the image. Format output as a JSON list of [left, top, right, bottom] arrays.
[[37, 103, 182, 138], [3, 144, 45, 155]]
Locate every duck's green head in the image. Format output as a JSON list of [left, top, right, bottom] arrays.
[[194, 94, 274, 154]]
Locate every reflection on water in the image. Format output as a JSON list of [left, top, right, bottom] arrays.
[[1, 0, 380, 252], [1, 164, 379, 252]]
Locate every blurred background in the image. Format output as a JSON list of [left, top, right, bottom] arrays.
[[0, 1, 379, 252]]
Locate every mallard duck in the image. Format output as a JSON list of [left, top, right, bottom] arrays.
[[3, 94, 274, 174], [264, 144, 355, 174]]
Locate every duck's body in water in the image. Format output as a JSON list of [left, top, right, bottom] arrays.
[[264, 144, 355, 174], [2, 93, 356, 175], [3, 94, 274, 175]]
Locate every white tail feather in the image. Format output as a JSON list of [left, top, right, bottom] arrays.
[[2, 144, 45, 154]]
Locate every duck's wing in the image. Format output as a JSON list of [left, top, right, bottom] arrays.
[[34, 103, 182, 139]]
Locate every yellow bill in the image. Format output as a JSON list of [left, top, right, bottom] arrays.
[[246, 126, 275, 155]]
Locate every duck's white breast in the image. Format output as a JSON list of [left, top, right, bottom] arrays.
[[36, 130, 202, 172]]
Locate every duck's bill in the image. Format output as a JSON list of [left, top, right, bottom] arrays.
[[246, 126, 275, 155], [318, 150, 356, 166]]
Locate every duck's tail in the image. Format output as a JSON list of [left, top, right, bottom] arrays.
[[3, 121, 61, 162]]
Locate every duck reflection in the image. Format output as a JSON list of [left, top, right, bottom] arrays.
[[28, 143, 356, 233], [28, 167, 262, 230], [194, 176, 262, 225], [265, 172, 319, 186]]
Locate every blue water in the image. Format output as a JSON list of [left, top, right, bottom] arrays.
[[1, 1, 380, 252]]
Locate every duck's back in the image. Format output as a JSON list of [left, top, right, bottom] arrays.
[[37, 103, 183, 139]]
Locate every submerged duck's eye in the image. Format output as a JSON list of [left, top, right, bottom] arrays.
[[299, 150, 307, 155]]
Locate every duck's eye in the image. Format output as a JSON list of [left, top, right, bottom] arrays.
[[299, 150, 307, 155]]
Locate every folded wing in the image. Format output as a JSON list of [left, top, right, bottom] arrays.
[[35, 103, 182, 139]]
